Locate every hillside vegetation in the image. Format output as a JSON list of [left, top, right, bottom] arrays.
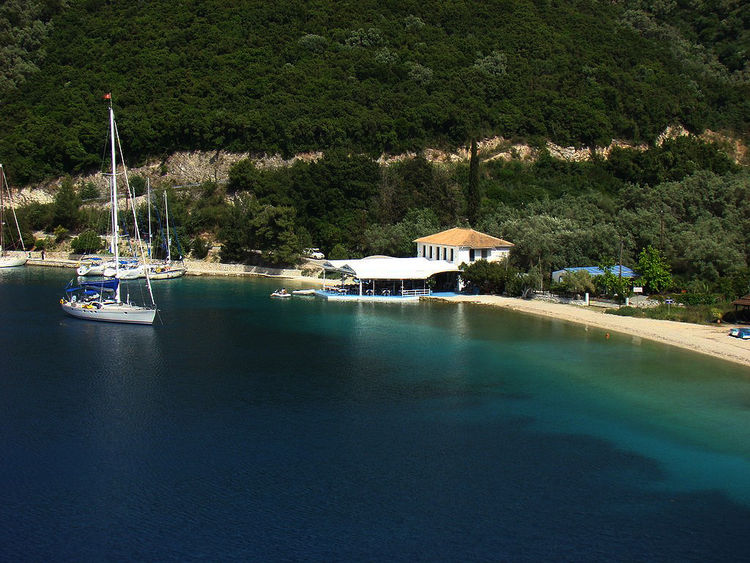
[[0, 0, 748, 183]]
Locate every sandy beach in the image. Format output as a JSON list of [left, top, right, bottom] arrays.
[[427, 295, 750, 369]]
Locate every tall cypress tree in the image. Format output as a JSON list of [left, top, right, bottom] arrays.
[[467, 139, 480, 226]]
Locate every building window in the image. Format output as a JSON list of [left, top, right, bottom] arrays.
[[450, 248, 454, 262], [482, 249, 488, 259], [422, 245, 426, 257], [429, 246, 433, 259], [469, 249, 475, 261]]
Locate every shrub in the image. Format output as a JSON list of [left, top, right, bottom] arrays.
[[460, 259, 512, 294], [191, 236, 209, 259], [677, 292, 717, 306], [636, 245, 672, 293], [506, 267, 541, 297], [53, 225, 68, 242], [606, 303, 734, 324], [328, 243, 349, 260], [70, 229, 104, 254], [128, 175, 147, 197], [558, 269, 595, 296], [79, 182, 99, 200]]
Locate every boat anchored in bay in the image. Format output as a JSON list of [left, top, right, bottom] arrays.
[[61, 94, 157, 325]]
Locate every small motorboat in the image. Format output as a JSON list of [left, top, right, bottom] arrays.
[[271, 289, 291, 298]]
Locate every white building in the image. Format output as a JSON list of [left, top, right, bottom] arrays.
[[320, 256, 459, 300], [413, 228, 514, 265]]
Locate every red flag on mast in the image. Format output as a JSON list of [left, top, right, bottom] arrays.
[[103, 93, 111, 100]]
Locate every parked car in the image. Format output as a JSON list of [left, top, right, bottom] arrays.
[[303, 248, 325, 259]]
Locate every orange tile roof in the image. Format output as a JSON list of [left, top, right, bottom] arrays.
[[413, 228, 514, 248]]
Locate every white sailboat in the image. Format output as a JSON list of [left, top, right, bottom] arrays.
[[76, 255, 110, 276], [147, 190, 186, 279], [61, 95, 157, 325], [0, 164, 28, 268]]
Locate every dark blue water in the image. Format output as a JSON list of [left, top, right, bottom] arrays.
[[2, 268, 750, 561]]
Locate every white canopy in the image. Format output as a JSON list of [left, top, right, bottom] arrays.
[[322, 256, 458, 280]]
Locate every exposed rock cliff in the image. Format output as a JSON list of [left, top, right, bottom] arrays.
[[12, 127, 746, 205]]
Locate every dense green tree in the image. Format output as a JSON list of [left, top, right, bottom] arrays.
[[79, 182, 99, 200], [460, 259, 514, 295], [70, 229, 104, 254], [22, 201, 54, 231], [328, 243, 349, 260], [52, 178, 81, 230], [128, 175, 147, 197], [636, 245, 672, 293], [249, 205, 301, 267], [191, 236, 209, 259], [218, 193, 258, 264], [594, 261, 633, 302], [363, 208, 440, 257], [558, 270, 596, 296], [467, 139, 480, 226]]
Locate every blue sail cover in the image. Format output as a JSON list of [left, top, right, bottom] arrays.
[[81, 278, 119, 291]]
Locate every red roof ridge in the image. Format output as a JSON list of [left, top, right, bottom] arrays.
[[414, 227, 513, 248]]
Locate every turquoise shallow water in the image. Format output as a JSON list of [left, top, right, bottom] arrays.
[[1, 267, 749, 560]]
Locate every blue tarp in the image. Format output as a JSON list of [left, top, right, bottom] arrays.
[[80, 278, 119, 291], [553, 265, 638, 279]]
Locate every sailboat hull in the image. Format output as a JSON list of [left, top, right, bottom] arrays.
[[61, 301, 156, 325], [0, 256, 27, 268], [148, 264, 186, 279], [116, 265, 145, 279], [77, 262, 109, 276]]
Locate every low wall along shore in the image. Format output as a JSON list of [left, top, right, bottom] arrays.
[[21, 251, 304, 278]]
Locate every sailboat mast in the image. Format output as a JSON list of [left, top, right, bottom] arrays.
[[147, 178, 152, 258], [164, 190, 171, 262], [3, 168, 25, 253], [109, 103, 119, 267], [0, 163, 5, 255], [107, 100, 122, 303]]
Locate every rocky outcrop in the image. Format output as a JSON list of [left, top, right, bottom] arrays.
[[12, 127, 746, 205]]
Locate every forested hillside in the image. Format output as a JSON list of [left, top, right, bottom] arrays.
[[0, 0, 747, 183], [1, 1, 748, 305]]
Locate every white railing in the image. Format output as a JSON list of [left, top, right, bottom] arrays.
[[400, 288, 431, 297]]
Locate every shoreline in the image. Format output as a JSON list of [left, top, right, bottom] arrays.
[[426, 295, 750, 369], [22, 257, 749, 369], [24, 255, 318, 281]]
